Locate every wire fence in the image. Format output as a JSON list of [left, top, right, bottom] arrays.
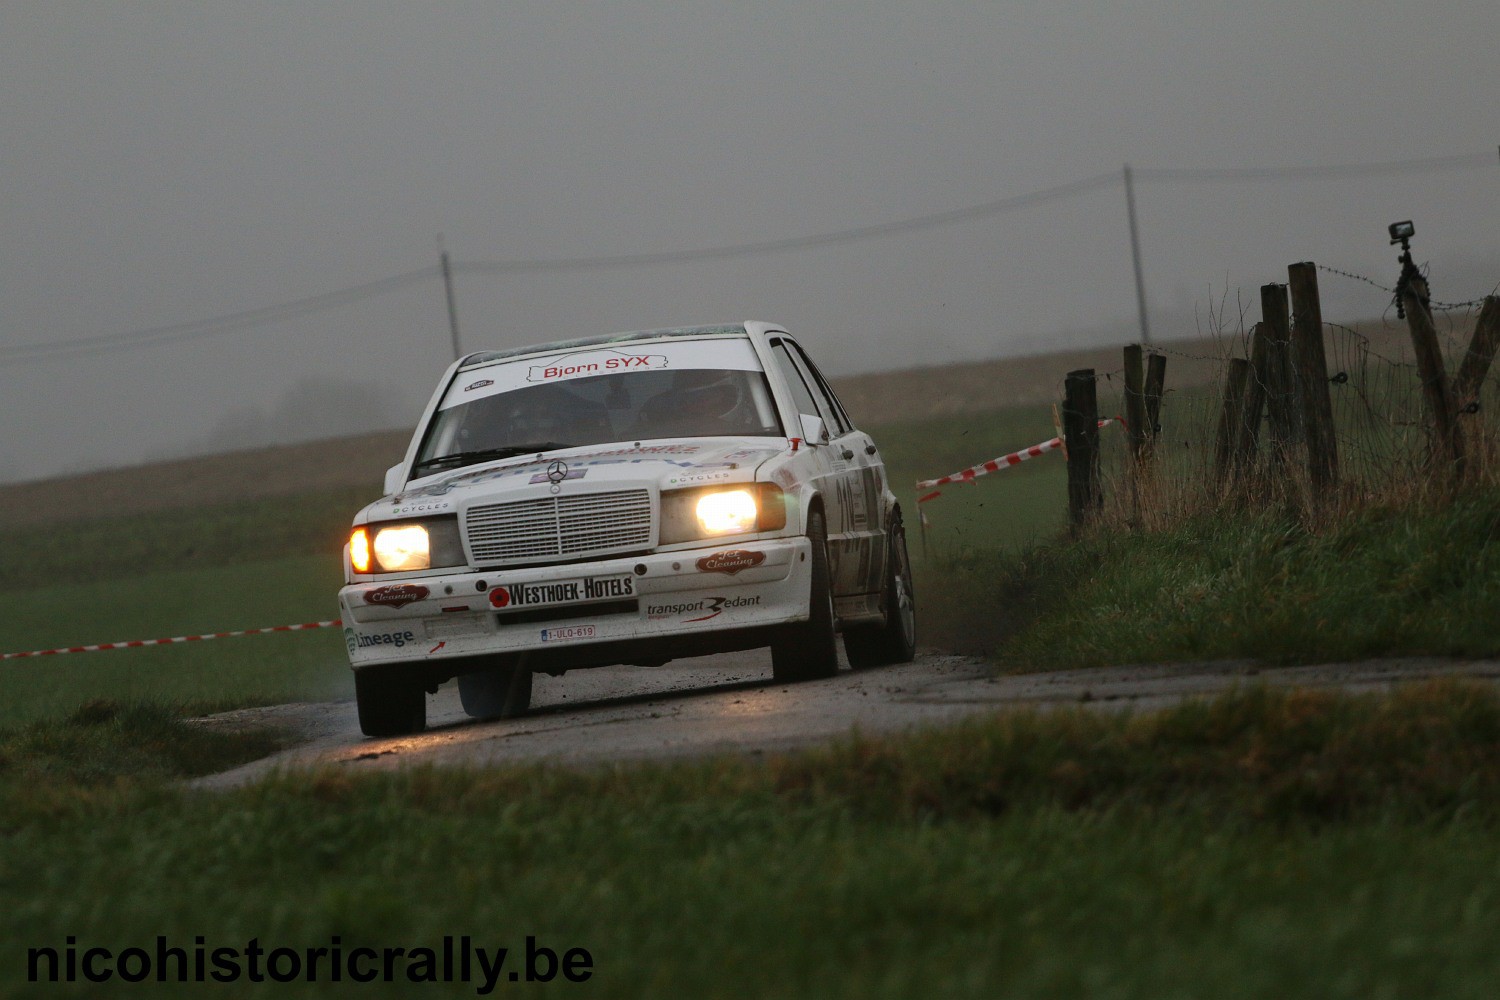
[[1086, 286, 1498, 531]]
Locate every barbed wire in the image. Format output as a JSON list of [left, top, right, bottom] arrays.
[[1316, 263, 1494, 313]]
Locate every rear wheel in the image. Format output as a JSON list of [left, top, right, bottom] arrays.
[[843, 510, 917, 668], [771, 509, 840, 682], [458, 657, 533, 720], [354, 665, 426, 737]]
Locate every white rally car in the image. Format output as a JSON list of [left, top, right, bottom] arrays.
[[339, 322, 915, 736]]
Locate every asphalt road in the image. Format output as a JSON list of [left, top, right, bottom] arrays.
[[189, 649, 1500, 790]]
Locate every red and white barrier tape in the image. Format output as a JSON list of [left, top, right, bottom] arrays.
[[1, 620, 342, 662], [916, 417, 1120, 500]]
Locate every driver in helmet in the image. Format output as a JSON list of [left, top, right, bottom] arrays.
[[639, 369, 748, 437]]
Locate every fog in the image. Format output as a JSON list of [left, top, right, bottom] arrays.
[[2, 2, 1496, 483]]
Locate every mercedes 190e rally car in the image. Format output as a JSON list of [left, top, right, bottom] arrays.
[[339, 322, 916, 736]]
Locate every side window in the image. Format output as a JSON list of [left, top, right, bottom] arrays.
[[769, 340, 834, 431], [784, 340, 854, 435]]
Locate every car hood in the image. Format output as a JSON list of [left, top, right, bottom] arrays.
[[365, 439, 787, 520]]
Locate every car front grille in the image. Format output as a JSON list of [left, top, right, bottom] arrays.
[[465, 489, 654, 565]]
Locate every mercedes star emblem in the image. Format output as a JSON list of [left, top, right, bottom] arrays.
[[546, 460, 569, 485]]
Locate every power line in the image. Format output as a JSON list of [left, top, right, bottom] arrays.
[[0, 267, 438, 365], [457, 171, 1122, 274], [1134, 150, 1494, 183], [3, 149, 1493, 366]]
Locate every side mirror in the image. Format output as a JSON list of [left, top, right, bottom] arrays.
[[383, 464, 405, 496], [799, 413, 829, 446]]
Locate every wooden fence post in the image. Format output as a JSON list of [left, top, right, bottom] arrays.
[[1214, 358, 1251, 483], [1123, 344, 1147, 460], [1234, 322, 1271, 474], [1144, 352, 1167, 443], [1401, 274, 1466, 481], [1063, 369, 1102, 528], [1454, 296, 1500, 407], [1260, 283, 1297, 470], [1288, 263, 1338, 488]]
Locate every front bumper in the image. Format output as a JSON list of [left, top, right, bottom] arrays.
[[338, 537, 812, 672]]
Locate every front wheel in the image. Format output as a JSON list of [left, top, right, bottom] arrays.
[[771, 509, 840, 682], [843, 511, 917, 668], [354, 665, 426, 737], [457, 657, 533, 720]]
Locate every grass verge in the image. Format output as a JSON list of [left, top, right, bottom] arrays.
[[921, 485, 1500, 665], [3, 682, 1500, 998]]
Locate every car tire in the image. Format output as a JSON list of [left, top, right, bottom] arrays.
[[457, 657, 533, 720], [843, 510, 917, 668], [771, 509, 840, 683], [354, 665, 426, 737]]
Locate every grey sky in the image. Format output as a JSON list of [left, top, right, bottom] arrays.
[[2, 2, 1496, 482]]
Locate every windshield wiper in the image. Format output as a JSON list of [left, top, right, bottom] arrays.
[[412, 443, 574, 474]]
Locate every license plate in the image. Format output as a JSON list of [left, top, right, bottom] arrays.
[[540, 625, 595, 642]]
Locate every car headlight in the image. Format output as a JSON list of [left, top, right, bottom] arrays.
[[696, 489, 758, 534], [661, 484, 786, 544], [349, 516, 464, 574]]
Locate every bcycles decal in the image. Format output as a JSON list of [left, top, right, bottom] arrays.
[[363, 584, 431, 608], [490, 575, 635, 609], [386, 500, 453, 516], [646, 594, 762, 623], [666, 470, 734, 486]]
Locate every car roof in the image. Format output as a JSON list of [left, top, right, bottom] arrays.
[[459, 323, 786, 370]]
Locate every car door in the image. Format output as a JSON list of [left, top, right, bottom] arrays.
[[765, 339, 859, 593], [769, 338, 879, 600], [781, 339, 887, 601]]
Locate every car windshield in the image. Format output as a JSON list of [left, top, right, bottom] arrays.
[[414, 340, 783, 473]]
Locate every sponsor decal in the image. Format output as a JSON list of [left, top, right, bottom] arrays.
[[490, 575, 635, 610], [667, 470, 735, 486], [464, 379, 495, 392], [352, 629, 419, 649], [343, 628, 358, 655], [646, 594, 762, 622], [388, 500, 452, 515], [528, 469, 587, 484], [363, 584, 430, 609], [526, 350, 668, 383], [541, 625, 596, 642], [696, 550, 767, 575]]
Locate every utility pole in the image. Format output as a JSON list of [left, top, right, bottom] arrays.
[[1123, 164, 1152, 347], [439, 237, 462, 361]]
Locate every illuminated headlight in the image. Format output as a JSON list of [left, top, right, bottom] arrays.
[[696, 490, 758, 534], [349, 517, 463, 574], [373, 524, 430, 571], [661, 484, 786, 544]]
